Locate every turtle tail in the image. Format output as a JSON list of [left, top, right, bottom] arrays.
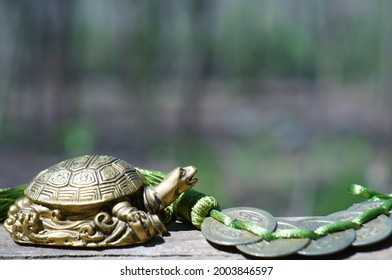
[[0, 184, 27, 223]]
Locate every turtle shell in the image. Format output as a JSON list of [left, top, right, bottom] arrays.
[[25, 155, 146, 211]]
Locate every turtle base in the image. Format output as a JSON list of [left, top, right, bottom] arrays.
[[4, 197, 167, 247]]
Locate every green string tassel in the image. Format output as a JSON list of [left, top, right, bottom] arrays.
[[349, 184, 392, 200], [172, 189, 220, 229], [0, 184, 27, 222], [135, 167, 167, 187]]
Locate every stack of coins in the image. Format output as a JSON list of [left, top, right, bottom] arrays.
[[200, 202, 392, 258]]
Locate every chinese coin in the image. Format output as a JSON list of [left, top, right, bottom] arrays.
[[201, 207, 277, 246], [327, 210, 392, 246], [236, 218, 310, 258], [296, 217, 356, 256], [348, 201, 388, 212]]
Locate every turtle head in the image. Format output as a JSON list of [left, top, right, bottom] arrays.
[[171, 166, 198, 191], [144, 166, 198, 213], [161, 166, 198, 198]]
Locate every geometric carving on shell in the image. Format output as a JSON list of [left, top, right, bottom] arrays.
[[47, 169, 72, 188], [35, 168, 55, 184], [67, 155, 93, 171], [24, 155, 144, 208], [56, 188, 78, 201], [70, 169, 98, 187], [78, 186, 101, 201], [98, 165, 121, 184], [116, 176, 138, 197], [36, 185, 60, 201], [113, 159, 133, 173], [89, 155, 116, 169]]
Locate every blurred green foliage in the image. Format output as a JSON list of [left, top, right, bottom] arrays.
[[0, 0, 391, 217], [56, 121, 96, 156]]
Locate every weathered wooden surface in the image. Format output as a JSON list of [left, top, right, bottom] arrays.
[[1, 221, 392, 260]]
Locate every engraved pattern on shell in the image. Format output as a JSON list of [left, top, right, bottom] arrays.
[[71, 170, 97, 187], [48, 170, 72, 187], [24, 155, 145, 207]]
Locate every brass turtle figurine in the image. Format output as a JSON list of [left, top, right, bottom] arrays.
[[4, 155, 197, 247]]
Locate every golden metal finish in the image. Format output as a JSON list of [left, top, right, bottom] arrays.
[[4, 155, 197, 247]]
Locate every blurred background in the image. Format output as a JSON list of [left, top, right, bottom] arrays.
[[1, 0, 392, 217]]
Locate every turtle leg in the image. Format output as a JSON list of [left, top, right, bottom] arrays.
[[110, 201, 167, 244], [4, 197, 44, 240], [7, 197, 37, 225]]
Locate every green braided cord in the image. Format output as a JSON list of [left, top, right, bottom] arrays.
[[172, 189, 220, 229], [0, 184, 27, 222], [232, 216, 276, 240], [190, 195, 220, 228], [135, 167, 167, 187], [210, 209, 319, 240], [0, 198, 16, 223], [273, 228, 318, 239], [314, 221, 360, 235], [209, 209, 233, 227], [381, 198, 392, 211], [350, 184, 392, 200], [208, 184, 392, 241]]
